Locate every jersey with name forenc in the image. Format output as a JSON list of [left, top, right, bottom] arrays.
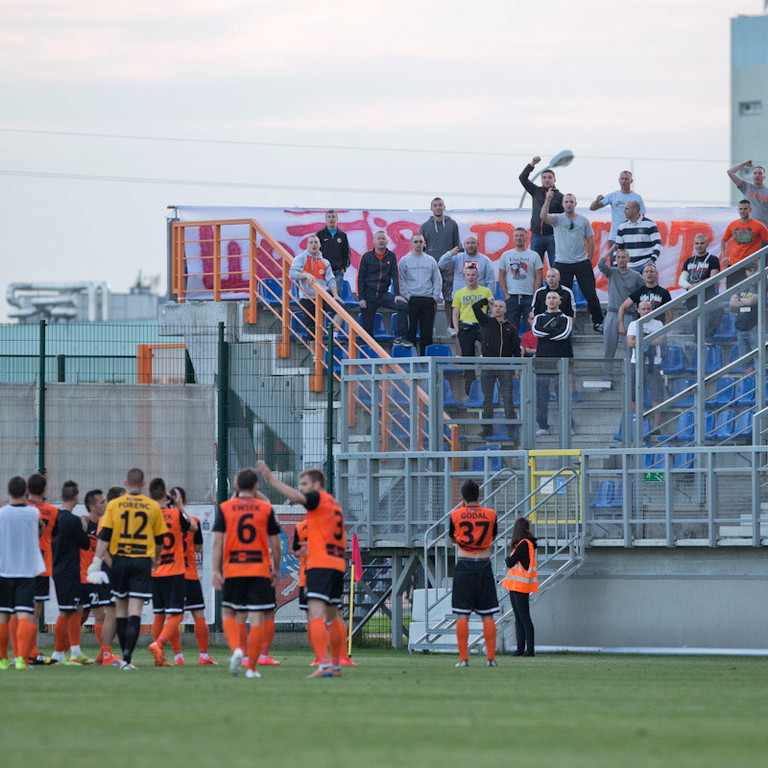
[[449, 503, 498, 555], [303, 491, 346, 573], [292, 519, 308, 587], [214, 498, 281, 579], [183, 517, 203, 581], [100, 493, 167, 558], [152, 508, 188, 577], [30, 500, 58, 577], [80, 516, 99, 582]]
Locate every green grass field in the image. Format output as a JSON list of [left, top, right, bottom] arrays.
[[1, 646, 767, 767]]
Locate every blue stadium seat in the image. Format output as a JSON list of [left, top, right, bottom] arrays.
[[703, 411, 718, 439], [471, 447, 504, 473], [392, 345, 418, 359], [442, 379, 459, 407], [572, 281, 587, 307], [673, 412, 695, 442], [712, 410, 736, 440], [669, 378, 696, 408], [389, 382, 411, 407], [339, 280, 358, 307], [643, 453, 664, 470], [325, 346, 348, 374], [425, 344, 452, 357], [673, 453, 694, 470], [727, 345, 746, 374], [257, 278, 286, 306], [733, 410, 754, 439], [734, 376, 756, 406], [290, 313, 309, 339], [494, 283, 505, 301], [687, 345, 722, 374], [466, 380, 497, 407], [357, 344, 377, 359], [661, 345, 686, 374], [483, 416, 517, 442], [711, 312, 737, 342], [355, 383, 373, 407], [357, 313, 394, 341], [590, 480, 618, 510], [389, 412, 410, 443], [512, 378, 521, 407], [334, 319, 350, 339], [391, 314, 418, 339], [706, 376, 736, 408], [613, 413, 651, 441]]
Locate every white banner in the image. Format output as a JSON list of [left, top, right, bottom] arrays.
[[174, 204, 738, 302]]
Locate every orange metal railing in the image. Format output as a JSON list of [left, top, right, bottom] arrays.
[[170, 218, 459, 455]]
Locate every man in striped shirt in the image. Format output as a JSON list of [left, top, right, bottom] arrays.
[[614, 201, 662, 272]]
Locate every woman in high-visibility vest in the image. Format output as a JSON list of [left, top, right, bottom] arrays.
[[501, 516, 538, 657]]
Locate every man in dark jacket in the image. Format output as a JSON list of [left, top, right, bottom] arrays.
[[356, 230, 409, 345], [519, 156, 564, 268], [316, 209, 351, 297], [473, 298, 521, 438], [532, 292, 573, 437]]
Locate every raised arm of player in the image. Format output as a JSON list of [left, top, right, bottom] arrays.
[[256, 461, 307, 505]]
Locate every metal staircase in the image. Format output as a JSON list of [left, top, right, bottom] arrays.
[[409, 466, 584, 653]]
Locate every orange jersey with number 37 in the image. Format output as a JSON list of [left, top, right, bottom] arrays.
[[305, 491, 346, 573], [449, 503, 497, 555]]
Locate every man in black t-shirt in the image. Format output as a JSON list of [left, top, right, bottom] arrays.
[[618, 262, 673, 336], [679, 234, 722, 341]]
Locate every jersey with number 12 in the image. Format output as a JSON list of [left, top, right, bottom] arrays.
[[102, 493, 166, 558]]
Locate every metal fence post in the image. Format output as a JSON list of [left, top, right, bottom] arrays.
[[215, 321, 228, 631], [38, 320, 46, 475], [327, 325, 335, 495]]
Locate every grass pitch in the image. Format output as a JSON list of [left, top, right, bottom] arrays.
[[1, 646, 766, 767]]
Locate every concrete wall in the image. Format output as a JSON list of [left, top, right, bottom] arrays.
[[531, 547, 768, 650]]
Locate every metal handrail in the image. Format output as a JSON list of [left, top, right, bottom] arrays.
[[632, 245, 768, 447], [419, 466, 580, 644], [171, 218, 458, 452]]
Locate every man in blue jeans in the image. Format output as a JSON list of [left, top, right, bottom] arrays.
[[519, 156, 564, 269]]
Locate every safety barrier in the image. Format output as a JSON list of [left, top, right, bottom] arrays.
[[170, 218, 458, 452]]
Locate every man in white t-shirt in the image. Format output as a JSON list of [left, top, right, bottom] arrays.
[[590, 170, 646, 246], [0, 476, 46, 671], [498, 227, 543, 332], [626, 300, 664, 427]]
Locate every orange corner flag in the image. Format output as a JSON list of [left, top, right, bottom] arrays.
[[352, 533, 363, 583]]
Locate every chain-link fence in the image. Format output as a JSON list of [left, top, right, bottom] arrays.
[[0, 320, 332, 506]]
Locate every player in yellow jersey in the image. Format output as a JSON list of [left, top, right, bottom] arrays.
[[87, 469, 166, 670]]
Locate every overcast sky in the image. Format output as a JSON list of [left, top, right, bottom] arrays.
[[1, 0, 765, 316]]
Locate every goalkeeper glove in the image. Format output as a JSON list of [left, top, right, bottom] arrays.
[[86, 556, 109, 585]]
